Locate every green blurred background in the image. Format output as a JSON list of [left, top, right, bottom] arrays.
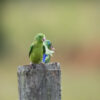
[[0, 1, 100, 100]]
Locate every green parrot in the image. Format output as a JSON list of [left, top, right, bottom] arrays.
[[29, 33, 46, 64], [43, 40, 55, 63]]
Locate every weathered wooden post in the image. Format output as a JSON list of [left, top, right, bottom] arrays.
[[17, 62, 61, 100]]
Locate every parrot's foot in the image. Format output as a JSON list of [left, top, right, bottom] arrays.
[[30, 62, 33, 65], [40, 62, 45, 64], [30, 62, 36, 69], [40, 62, 45, 66]]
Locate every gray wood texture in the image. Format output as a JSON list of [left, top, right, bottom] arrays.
[[17, 63, 61, 100]]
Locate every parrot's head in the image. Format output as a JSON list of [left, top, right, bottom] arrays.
[[35, 33, 46, 43], [45, 40, 55, 51]]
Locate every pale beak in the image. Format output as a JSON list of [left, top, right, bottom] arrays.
[[51, 46, 55, 51], [43, 37, 46, 41]]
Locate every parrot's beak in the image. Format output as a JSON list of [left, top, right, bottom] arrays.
[[51, 46, 55, 51], [51, 47, 55, 51], [43, 37, 46, 41]]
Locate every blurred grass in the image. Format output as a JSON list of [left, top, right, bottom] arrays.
[[0, 1, 100, 100]]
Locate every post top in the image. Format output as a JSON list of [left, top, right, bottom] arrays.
[[18, 62, 60, 73]]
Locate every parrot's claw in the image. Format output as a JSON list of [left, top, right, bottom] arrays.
[[30, 62, 33, 65], [40, 62, 45, 65], [30, 62, 36, 69]]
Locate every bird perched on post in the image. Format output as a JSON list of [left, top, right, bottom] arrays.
[[43, 40, 55, 63], [29, 33, 46, 64]]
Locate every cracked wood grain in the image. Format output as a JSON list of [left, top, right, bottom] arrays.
[[17, 63, 61, 100]]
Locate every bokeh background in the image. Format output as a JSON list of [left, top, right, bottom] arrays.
[[0, 1, 100, 100]]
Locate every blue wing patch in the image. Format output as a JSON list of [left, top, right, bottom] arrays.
[[43, 54, 48, 63]]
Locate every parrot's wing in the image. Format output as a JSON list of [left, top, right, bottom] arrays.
[[43, 45, 46, 54], [43, 42, 54, 56], [46, 49, 54, 56], [29, 43, 34, 57]]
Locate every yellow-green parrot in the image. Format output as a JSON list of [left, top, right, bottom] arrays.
[[29, 33, 46, 64]]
